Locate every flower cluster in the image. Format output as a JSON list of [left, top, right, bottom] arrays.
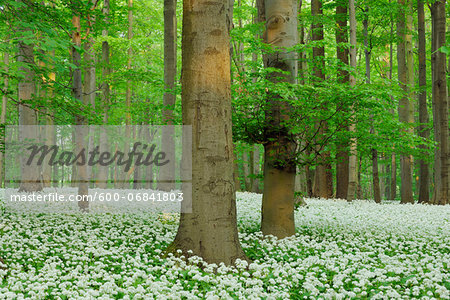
[[0, 189, 448, 299]]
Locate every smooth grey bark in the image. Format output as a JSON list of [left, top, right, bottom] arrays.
[[98, 0, 110, 189], [0, 46, 9, 188], [160, 0, 177, 191], [417, 0, 429, 203], [347, 0, 358, 201], [311, 0, 332, 199], [335, 0, 349, 199], [72, 13, 88, 211], [430, 0, 448, 205], [397, 0, 414, 204], [169, 0, 248, 265], [363, 8, 381, 203], [17, 14, 42, 193]]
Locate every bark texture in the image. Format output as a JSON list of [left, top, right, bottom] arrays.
[[160, 0, 177, 191], [0, 47, 9, 187], [335, 0, 349, 199], [169, 0, 248, 265], [417, 0, 429, 203], [72, 13, 88, 211], [346, 0, 358, 201], [260, 0, 297, 239], [430, 0, 448, 205], [312, 0, 332, 199], [98, 0, 110, 189], [397, 0, 414, 204], [17, 14, 42, 193]]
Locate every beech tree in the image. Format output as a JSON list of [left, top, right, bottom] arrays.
[[311, 0, 332, 199], [347, 0, 358, 201], [417, 0, 429, 203], [17, 2, 42, 193], [72, 7, 88, 210], [335, 0, 349, 200], [168, 0, 248, 265], [98, 0, 110, 189], [430, 0, 448, 205], [159, 0, 177, 191], [396, 0, 414, 204], [259, 0, 298, 239]]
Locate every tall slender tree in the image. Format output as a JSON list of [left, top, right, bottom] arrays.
[[17, 2, 42, 193], [0, 43, 9, 188], [362, 8, 381, 203], [160, 0, 177, 191], [347, 0, 358, 201], [430, 0, 448, 205], [72, 9, 88, 210], [312, 0, 332, 199], [335, 0, 349, 199], [98, 0, 110, 189], [417, 0, 429, 203], [397, 0, 414, 204]]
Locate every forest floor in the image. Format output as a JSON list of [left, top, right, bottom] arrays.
[[0, 189, 449, 299]]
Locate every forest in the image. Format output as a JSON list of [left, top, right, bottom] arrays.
[[0, 0, 449, 298]]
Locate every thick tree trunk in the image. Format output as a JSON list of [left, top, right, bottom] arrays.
[[430, 1, 448, 205], [169, 0, 248, 265], [259, 0, 297, 238], [98, 0, 110, 189], [397, 0, 414, 204], [312, 0, 332, 199], [417, 0, 429, 203], [335, 0, 349, 200], [160, 0, 177, 191], [347, 0, 358, 201]]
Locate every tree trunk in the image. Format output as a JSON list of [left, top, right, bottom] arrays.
[[335, 0, 349, 200], [120, 0, 133, 189], [397, 0, 414, 204], [145, 125, 153, 189], [98, 0, 110, 189], [242, 150, 251, 191], [312, 0, 332, 199], [362, 8, 381, 203], [40, 51, 55, 189], [17, 16, 42, 193], [430, 0, 448, 205], [0, 46, 9, 188], [251, 145, 261, 192], [417, 0, 429, 203], [169, 0, 248, 265], [233, 143, 241, 192], [83, 25, 95, 188], [347, 0, 358, 201], [133, 125, 142, 189], [259, 0, 297, 238], [160, 0, 177, 191], [72, 13, 88, 211]]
